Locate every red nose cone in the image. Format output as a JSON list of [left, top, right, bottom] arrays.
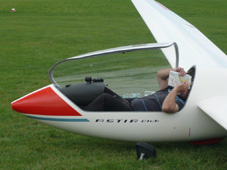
[[11, 86, 81, 116]]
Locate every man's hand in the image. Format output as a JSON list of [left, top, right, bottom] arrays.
[[175, 82, 190, 93], [175, 67, 186, 76]]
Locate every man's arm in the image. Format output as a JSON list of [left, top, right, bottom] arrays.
[[162, 82, 189, 113], [157, 67, 186, 90]]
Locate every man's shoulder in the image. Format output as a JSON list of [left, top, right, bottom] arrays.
[[157, 86, 173, 93]]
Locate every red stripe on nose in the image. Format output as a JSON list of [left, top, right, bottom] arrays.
[[11, 86, 81, 116]]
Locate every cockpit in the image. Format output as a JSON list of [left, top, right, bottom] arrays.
[[49, 43, 195, 110]]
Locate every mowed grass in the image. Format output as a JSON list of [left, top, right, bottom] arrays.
[[0, 0, 227, 169]]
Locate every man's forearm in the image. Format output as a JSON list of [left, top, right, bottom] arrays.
[[157, 68, 175, 80], [162, 82, 190, 113], [157, 68, 176, 90], [162, 88, 179, 113]]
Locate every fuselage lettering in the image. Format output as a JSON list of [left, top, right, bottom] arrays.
[[95, 119, 159, 123]]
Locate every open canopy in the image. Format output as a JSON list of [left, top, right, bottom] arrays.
[[49, 42, 179, 96]]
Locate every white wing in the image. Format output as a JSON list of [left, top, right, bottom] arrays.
[[198, 96, 227, 130], [132, 0, 227, 70]]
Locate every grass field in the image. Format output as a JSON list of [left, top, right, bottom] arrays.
[[1, 0, 227, 169]]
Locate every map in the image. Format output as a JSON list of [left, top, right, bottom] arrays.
[[168, 71, 192, 89]]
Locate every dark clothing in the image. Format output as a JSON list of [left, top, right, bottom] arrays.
[[84, 93, 134, 111], [84, 87, 185, 112], [131, 87, 185, 111]]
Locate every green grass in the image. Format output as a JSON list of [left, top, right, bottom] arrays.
[[0, 0, 227, 169]]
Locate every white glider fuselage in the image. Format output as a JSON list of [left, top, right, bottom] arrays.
[[11, 0, 227, 143], [12, 66, 227, 142]]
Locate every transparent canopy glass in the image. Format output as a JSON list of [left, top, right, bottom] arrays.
[[49, 43, 179, 97]]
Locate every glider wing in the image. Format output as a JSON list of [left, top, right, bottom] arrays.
[[198, 96, 227, 130], [132, 0, 227, 69]]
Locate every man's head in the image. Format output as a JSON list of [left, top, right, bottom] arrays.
[[179, 88, 190, 99], [179, 67, 195, 99]]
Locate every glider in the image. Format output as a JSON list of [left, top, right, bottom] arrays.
[[11, 0, 227, 144]]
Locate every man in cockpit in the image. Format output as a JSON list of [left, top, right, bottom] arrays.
[[84, 67, 190, 113]]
